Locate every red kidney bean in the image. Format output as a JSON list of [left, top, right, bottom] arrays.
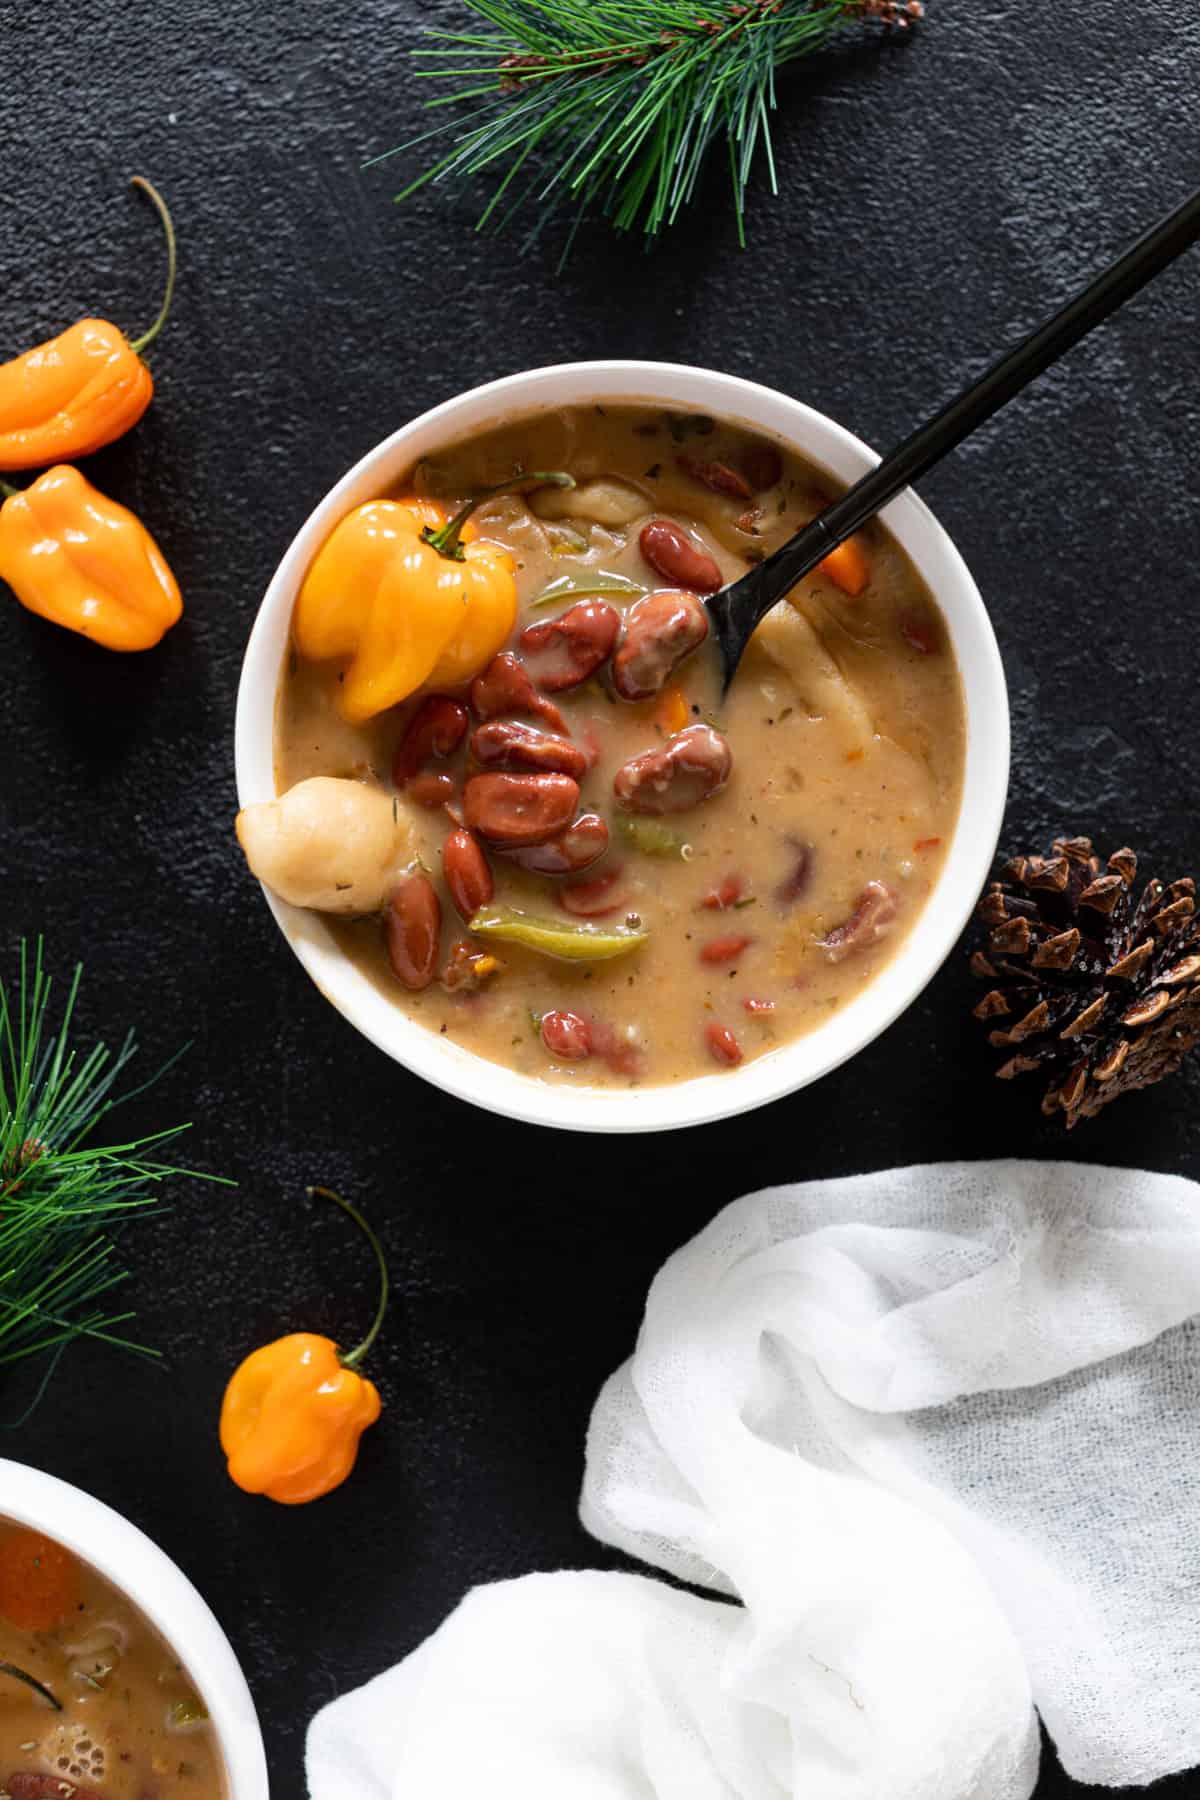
[[442, 826, 493, 922], [776, 840, 814, 904], [701, 873, 743, 910], [590, 1016, 641, 1077], [469, 652, 567, 732], [699, 934, 753, 964], [392, 696, 469, 786], [705, 1021, 743, 1067], [464, 772, 580, 847], [612, 589, 710, 701], [506, 812, 610, 875], [441, 940, 498, 994], [740, 442, 783, 491], [471, 720, 588, 780], [676, 454, 754, 500], [386, 874, 441, 990], [407, 771, 457, 810], [899, 611, 939, 655], [559, 865, 627, 917], [614, 723, 731, 815], [541, 1009, 593, 1060], [518, 600, 621, 692], [638, 519, 722, 595], [820, 881, 899, 962], [743, 997, 776, 1014]]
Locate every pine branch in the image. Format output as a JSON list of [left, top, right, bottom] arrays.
[[379, 0, 925, 256], [0, 941, 229, 1391]]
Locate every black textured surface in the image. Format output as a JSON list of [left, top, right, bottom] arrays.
[[2, 2, 1198, 1794]]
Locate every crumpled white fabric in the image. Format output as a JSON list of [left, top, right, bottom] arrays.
[[308, 1161, 1200, 1800]]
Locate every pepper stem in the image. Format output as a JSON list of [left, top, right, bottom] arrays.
[[0, 480, 19, 500], [0, 1661, 62, 1712], [129, 176, 178, 356], [423, 470, 575, 562], [307, 1186, 389, 1369]]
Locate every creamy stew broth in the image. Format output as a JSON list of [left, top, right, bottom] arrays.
[[274, 405, 966, 1085], [0, 1524, 225, 1799]]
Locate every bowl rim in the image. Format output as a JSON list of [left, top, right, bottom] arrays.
[[235, 359, 1009, 1133], [0, 1457, 270, 1799]]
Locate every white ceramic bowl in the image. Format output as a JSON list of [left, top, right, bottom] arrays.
[[0, 1459, 269, 1798], [236, 361, 1009, 1133]]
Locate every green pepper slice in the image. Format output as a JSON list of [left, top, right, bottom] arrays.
[[468, 904, 648, 962], [615, 816, 688, 858], [530, 570, 646, 608]]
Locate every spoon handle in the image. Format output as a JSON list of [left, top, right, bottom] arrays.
[[733, 184, 1200, 634]]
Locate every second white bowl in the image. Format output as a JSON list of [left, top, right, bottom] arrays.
[[0, 1458, 269, 1799]]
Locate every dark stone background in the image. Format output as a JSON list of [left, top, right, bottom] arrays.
[[2, 0, 1198, 1792]]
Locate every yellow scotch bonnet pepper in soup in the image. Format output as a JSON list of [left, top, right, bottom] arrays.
[[293, 473, 573, 722], [0, 466, 182, 651], [220, 1188, 388, 1504], [0, 177, 176, 470]]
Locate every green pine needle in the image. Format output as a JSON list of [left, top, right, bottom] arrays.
[[0, 941, 227, 1384], [378, 0, 924, 256]]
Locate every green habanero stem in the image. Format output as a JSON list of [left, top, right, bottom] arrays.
[[128, 176, 178, 356], [307, 1187, 390, 1370], [423, 470, 574, 560]]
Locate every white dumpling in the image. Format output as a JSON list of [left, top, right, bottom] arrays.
[[531, 477, 649, 527], [753, 600, 876, 744], [236, 777, 414, 915]]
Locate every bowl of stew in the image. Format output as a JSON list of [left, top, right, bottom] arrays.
[[235, 361, 1008, 1131], [0, 1460, 268, 1799]]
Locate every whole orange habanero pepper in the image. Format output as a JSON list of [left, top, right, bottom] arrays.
[[0, 177, 176, 470], [293, 472, 574, 723], [0, 466, 182, 651], [220, 1189, 388, 1505]]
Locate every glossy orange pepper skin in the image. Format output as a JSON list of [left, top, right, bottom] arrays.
[[0, 465, 182, 651], [294, 496, 516, 723], [219, 1332, 381, 1505], [0, 318, 154, 469]]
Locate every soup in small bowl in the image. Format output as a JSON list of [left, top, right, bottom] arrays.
[[0, 1462, 267, 1800], [235, 363, 1008, 1131]]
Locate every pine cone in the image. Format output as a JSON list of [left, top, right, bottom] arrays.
[[970, 836, 1200, 1127]]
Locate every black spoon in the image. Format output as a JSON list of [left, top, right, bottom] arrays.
[[707, 185, 1200, 692]]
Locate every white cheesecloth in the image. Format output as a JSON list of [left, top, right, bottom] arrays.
[[308, 1161, 1200, 1799]]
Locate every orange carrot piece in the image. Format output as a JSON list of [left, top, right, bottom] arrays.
[[820, 536, 869, 597], [653, 682, 690, 735], [0, 1529, 79, 1630]]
